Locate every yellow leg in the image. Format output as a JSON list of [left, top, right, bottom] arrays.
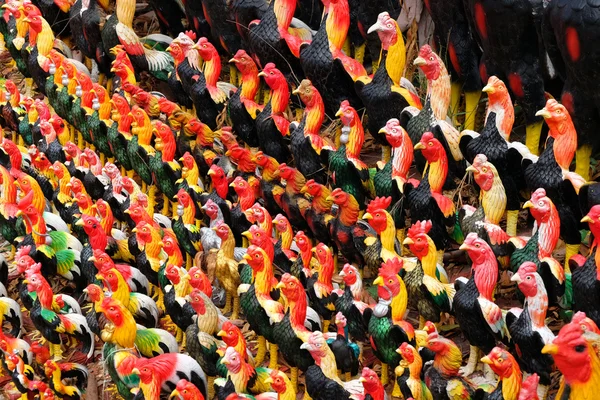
[[263, 89, 271, 105], [576, 144, 592, 182], [100, 152, 105, 165], [207, 376, 215, 400], [525, 121, 544, 156], [77, 131, 84, 148], [222, 292, 232, 315], [231, 294, 240, 320], [381, 363, 389, 385], [230, 65, 238, 86], [451, 82, 462, 128], [396, 229, 405, 256], [303, 390, 312, 400], [291, 367, 299, 392], [323, 319, 330, 333], [382, 145, 392, 163], [342, 38, 351, 56], [333, 252, 338, 274], [506, 210, 519, 237], [391, 380, 402, 398], [70, 124, 76, 143], [162, 194, 169, 215], [464, 91, 482, 131], [436, 250, 444, 267], [141, 181, 147, 194], [121, 166, 126, 176], [106, 78, 113, 95], [354, 43, 366, 64], [11, 131, 17, 142], [268, 342, 279, 369], [295, 108, 303, 121], [127, 170, 135, 178], [344, 372, 351, 382], [17, 135, 24, 147], [50, 343, 63, 361], [564, 243, 580, 270], [186, 253, 193, 270], [419, 315, 426, 330], [243, 236, 249, 248], [372, 59, 380, 74], [255, 336, 267, 365]]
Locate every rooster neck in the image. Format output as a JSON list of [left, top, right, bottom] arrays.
[[391, 278, 408, 324], [473, 257, 498, 300], [274, 0, 296, 31], [279, 225, 293, 250], [425, 156, 448, 194], [486, 102, 514, 141], [203, 57, 221, 88], [524, 275, 548, 329], [433, 340, 462, 376], [499, 365, 522, 400], [326, 0, 349, 52], [116, 0, 136, 27], [270, 83, 289, 115], [181, 202, 195, 225], [420, 239, 438, 277], [379, 213, 396, 253], [384, 26, 406, 86], [288, 293, 308, 329], [480, 173, 506, 225], [552, 125, 577, 170], [391, 133, 413, 182], [304, 98, 325, 136], [426, 65, 451, 120], [240, 72, 260, 101], [537, 205, 560, 258]]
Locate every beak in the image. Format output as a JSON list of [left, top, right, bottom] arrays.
[[131, 368, 140, 375], [23, 17, 30, 23], [83, 288, 88, 294], [168, 389, 180, 400], [363, 212, 372, 220], [124, 209, 130, 214], [292, 87, 300, 95], [217, 330, 225, 337], [242, 231, 252, 240], [367, 21, 383, 34], [229, 57, 239, 64], [523, 200, 533, 209], [22, 279, 29, 284], [95, 273, 102, 280], [480, 356, 493, 365], [414, 142, 426, 150], [16, 210, 23, 217], [459, 243, 470, 251], [299, 343, 311, 351], [358, 377, 366, 383], [541, 343, 558, 355], [300, 186, 308, 194], [402, 237, 414, 246], [582, 215, 594, 224], [335, 108, 343, 117], [326, 195, 333, 202], [257, 71, 266, 78], [132, 227, 138, 233], [536, 108, 551, 119], [482, 84, 495, 94], [339, 270, 346, 277], [510, 273, 522, 284], [413, 56, 426, 67], [243, 253, 252, 262], [265, 377, 274, 384], [373, 276, 383, 286], [275, 281, 285, 289], [221, 358, 230, 365], [75, 219, 84, 226], [378, 126, 388, 135], [207, 169, 215, 176], [88, 256, 96, 262], [465, 165, 476, 173]]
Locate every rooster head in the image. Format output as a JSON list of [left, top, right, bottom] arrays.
[[404, 220, 433, 259], [212, 221, 231, 241], [276, 273, 304, 302], [229, 49, 257, 75], [300, 331, 328, 359], [335, 100, 357, 127], [466, 154, 497, 191], [536, 99, 573, 139], [194, 37, 217, 61], [379, 118, 408, 148], [242, 245, 269, 272], [170, 379, 204, 400], [373, 258, 404, 300], [84, 284, 103, 303], [327, 188, 350, 206], [165, 264, 181, 285], [90, 249, 113, 269], [272, 214, 290, 233], [221, 347, 243, 373], [242, 224, 268, 247], [571, 311, 600, 335], [187, 288, 207, 316], [414, 131, 445, 162], [258, 63, 285, 90], [481, 347, 519, 379], [294, 231, 311, 252], [339, 263, 359, 285], [368, 12, 398, 49], [510, 262, 540, 298], [414, 45, 442, 80], [207, 164, 227, 188], [174, 188, 192, 206], [301, 179, 323, 197], [483, 76, 511, 110], [217, 320, 243, 347], [132, 220, 153, 245], [230, 175, 250, 196], [364, 196, 392, 234], [311, 243, 332, 266], [523, 188, 554, 223], [188, 268, 212, 298], [519, 373, 539, 400], [396, 342, 417, 364], [23, 271, 44, 292], [459, 233, 493, 265], [359, 367, 383, 395], [201, 199, 219, 220], [265, 369, 289, 394], [293, 79, 320, 108], [582, 205, 600, 239]]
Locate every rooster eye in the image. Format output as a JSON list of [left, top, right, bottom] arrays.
[[475, 243, 480, 248], [556, 109, 561, 114], [428, 142, 433, 146], [538, 201, 544, 207], [109, 307, 114, 311], [497, 357, 503, 363], [482, 168, 487, 173], [417, 238, 421, 242], [526, 276, 531, 280], [429, 56, 434, 61], [388, 279, 393, 284], [575, 345, 586, 353]]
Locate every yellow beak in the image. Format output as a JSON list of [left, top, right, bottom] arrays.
[[257, 71, 266, 78], [373, 276, 383, 286], [88, 256, 96, 262], [132, 227, 138, 233], [16, 210, 23, 217], [229, 57, 239, 64], [326, 195, 334, 202], [413, 56, 426, 67], [168, 389, 180, 400], [414, 142, 426, 150], [459, 243, 470, 251], [264, 377, 274, 384], [402, 237, 414, 245], [242, 231, 252, 240], [535, 108, 551, 119], [75, 219, 84, 226], [335, 108, 343, 117], [378, 126, 388, 135], [217, 330, 225, 337], [523, 200, 533, 209], [243, 253, 252, 262], [358, 377, 366, 383], [363, 212, 373, 220], [131, 368, 140, 375], [581, 215, 594, 224], [480, 355, 493, 365], [207, 169, 215, 176], [465, 165, 477, 173], [541, 343, 558, 355], [510, 273, 522, 284], [275, 281, 285, 289], [22, 279, 29, 284], [23, 17, 30, 23], [292, 87, 300, 95], [482, 84, 495, 94]]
